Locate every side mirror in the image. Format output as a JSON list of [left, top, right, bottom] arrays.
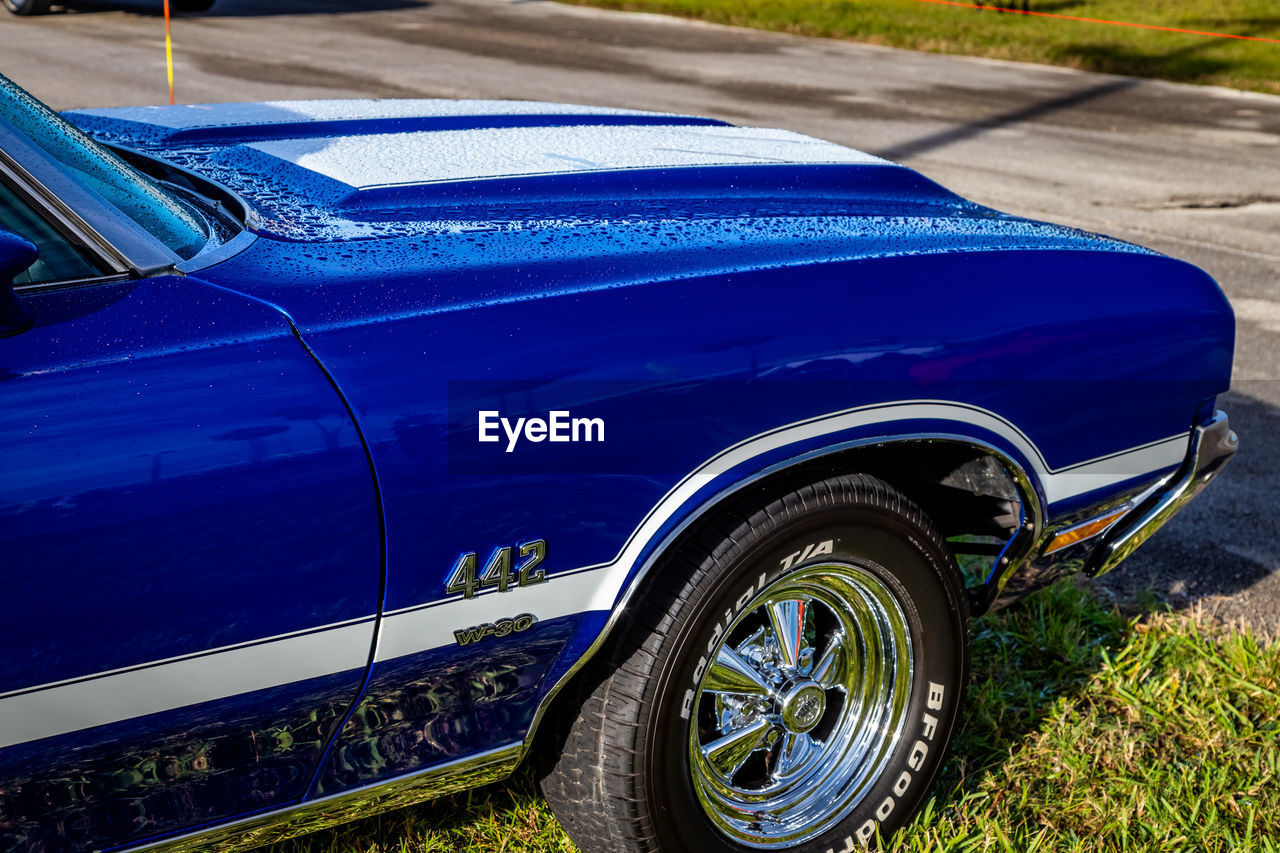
[[0, 229, 37, 337]]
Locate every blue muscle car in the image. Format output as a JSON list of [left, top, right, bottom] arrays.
[[0, 71, 1236, 853]]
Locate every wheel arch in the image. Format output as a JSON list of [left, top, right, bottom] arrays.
[[525, 433, 1044, 761]]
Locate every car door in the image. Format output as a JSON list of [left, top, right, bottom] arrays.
[[0, 259, 382, 849]]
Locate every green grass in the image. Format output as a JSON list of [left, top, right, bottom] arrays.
[[268, 580, 1280, 852], [559, 0, 1280, 95], [896, 583, 1280, 851]]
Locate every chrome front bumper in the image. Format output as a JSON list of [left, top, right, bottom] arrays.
[[1086, 411, 1238, 577]]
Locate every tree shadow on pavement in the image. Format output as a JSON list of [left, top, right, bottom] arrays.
[[1042, 12, 1280, 88], [1049, 42, 1237, 86], [870, 77, 1139, 161]]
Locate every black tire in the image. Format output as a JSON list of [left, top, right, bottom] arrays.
[[3, 0, 53, 15], [169, 0, 215, 11], [539, 474, 969, 852]]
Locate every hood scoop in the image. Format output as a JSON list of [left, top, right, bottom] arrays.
[[68, 99, 968, 241], [241, 124, 889, 195]]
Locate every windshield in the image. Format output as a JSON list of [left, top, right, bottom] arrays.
[[0, 73, 206, 260]]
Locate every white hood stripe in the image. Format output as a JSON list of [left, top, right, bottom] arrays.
[[250, 125, 888, 191]]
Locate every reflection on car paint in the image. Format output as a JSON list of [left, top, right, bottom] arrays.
[[314, 619, 575, 796], [0, 672, 357, 853]]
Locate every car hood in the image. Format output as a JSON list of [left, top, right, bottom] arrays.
[[65, 100, 1152, 325]]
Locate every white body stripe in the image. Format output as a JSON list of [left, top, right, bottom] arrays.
[[1049, 435, 1186, 499], [570, 401, 1184, 615], [0, 615, 374, 702], [1, 400, 1188, 748], [377, 401, 1186, 660], [376, 570, 607, 662], [0, 622, 373, 750]]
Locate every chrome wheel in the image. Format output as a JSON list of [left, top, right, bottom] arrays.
[[687, 561, 914, 848]]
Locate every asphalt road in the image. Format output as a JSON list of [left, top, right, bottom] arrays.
[[2, 0, 1278, 635]]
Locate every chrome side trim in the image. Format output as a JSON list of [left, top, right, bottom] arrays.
[[126, 742, 523, 853], [1087, 411, 1237, 577]]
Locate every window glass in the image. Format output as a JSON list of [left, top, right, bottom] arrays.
[[0, 179, 104, 285], [0, 73, 206, 260]]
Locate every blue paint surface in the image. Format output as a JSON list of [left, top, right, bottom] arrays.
[[1, 274, 380, 844], [1, 275, 381, 688]]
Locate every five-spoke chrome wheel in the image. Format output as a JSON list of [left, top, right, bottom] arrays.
[[541, 475, 968, 853], [688, 561, 914, 848]]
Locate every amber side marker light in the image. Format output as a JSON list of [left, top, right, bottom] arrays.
[[1043, 505, 1132, 555]]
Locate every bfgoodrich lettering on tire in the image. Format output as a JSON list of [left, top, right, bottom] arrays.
[[539, 474, 969, 852]]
